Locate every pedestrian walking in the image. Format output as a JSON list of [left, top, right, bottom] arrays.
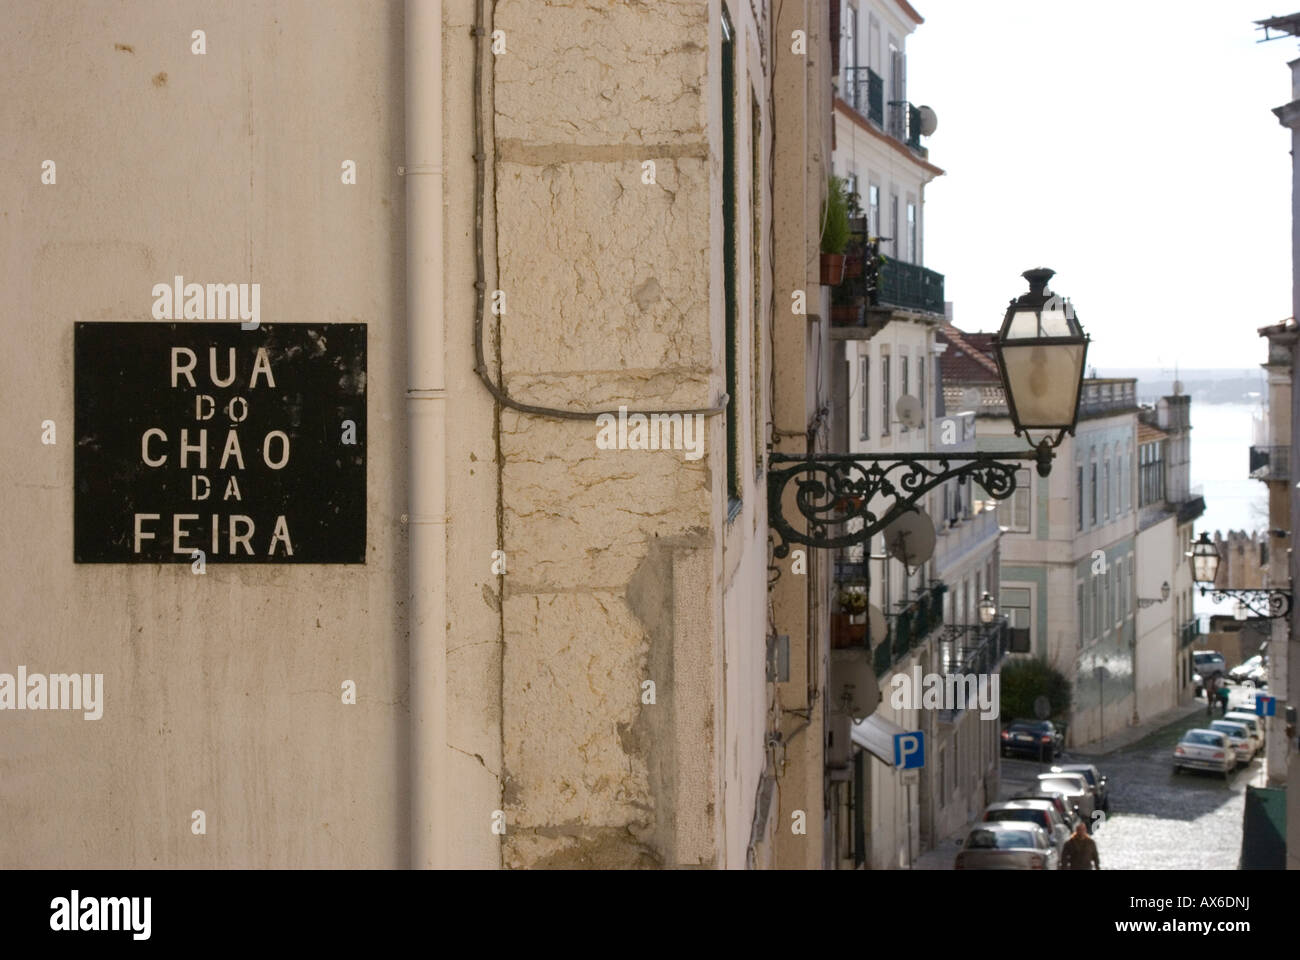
[[1061, 820, 1100, 870], [1205, 674, 1218, 716]]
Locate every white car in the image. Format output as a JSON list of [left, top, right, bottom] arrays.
[[1173, 728, 1234, 779], [1223, 711, 1265, 754], [1209, 720, 1255, 766], [1228, 655, 1264, 684], [954, 822, 1059, 870]]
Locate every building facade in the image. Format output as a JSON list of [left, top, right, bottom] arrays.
[[1, 0, 843, 870]]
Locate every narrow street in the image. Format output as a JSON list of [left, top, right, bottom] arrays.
[[923, 688, 1262, 870]]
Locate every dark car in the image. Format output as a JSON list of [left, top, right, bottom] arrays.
[[1001, 720, 1064, 761], [1051, 763, 1109, 813]]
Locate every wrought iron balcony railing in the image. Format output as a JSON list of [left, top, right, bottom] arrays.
[[887, 100, 924, 152], [1180, 618, 1200, 649], [841, 66, 884, 127], [875, 258, 944, 315], [872, 581, 948, 676], [1249, 445, 1290, 482]]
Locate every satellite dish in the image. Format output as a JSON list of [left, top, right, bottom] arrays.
[[917, 105, 938, 137], [868, 603, 886, 647], [895, 394, 923, 430], [885, 507, 936, 567], [960, 387, 981, 412], [830, 648, 880, 721]]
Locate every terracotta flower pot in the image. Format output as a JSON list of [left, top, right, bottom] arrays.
[[843, 255, 864, 280], [831, 613, 868, 649], [820, 253, 846, 286], [831, 304, 863, 326]]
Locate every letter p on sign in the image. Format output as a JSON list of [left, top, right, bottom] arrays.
[[894, 731, 925, 769]]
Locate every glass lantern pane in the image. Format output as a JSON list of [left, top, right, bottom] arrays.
[[1039, 299, 1074, 337], [1005, 309, 1040, 340], [1001, 342, 1085, 427]]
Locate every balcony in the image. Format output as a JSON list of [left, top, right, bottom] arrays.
[[1249, 445, 1290, 482], [841, 66, 884, 127], [875, 258, 944, 315], [873, 581, 948, 676], [1180, 618, 1200, 649], [887, 100, 925, 154]]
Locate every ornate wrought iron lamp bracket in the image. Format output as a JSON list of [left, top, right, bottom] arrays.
[[1196, 587, 1293, 620], [768, 444, 1050, 558]]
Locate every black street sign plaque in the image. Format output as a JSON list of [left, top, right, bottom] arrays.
[[74, 322, 366, 563]]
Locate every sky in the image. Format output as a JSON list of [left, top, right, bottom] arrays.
[[906, 0, 1296, 370]]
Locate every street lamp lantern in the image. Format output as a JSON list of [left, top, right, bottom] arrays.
[[1160, 581, 1171, 602], [993, 268, 1090, 476], [978, 591, 997, 625], [1183, 530, 1291, 619], [1189, 532, 1220, 587]]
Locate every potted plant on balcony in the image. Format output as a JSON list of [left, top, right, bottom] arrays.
[[844, 190, 867, 279], [832, 589, 868, 648], [820, 175, 850, 286]]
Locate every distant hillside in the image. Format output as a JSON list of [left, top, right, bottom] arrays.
[[1095, 368, 1266, 406]]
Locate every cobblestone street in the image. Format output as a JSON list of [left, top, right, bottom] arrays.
[[921, 688, 1264, 870]]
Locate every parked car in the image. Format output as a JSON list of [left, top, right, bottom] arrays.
[[983, 800, 1071, 855], [1001, 720, 1065, 761], [1193, 651, 1226, 683], [1241, 662, 1269, 689], [1209, 720, 1255, 766], [1172, 728, 1234, 779], [1034, 772, 1095, 826], [1228, 654, 1265, 684], [1051, 763, 1109, 813], [1223, 711, 1265, 754], [954, 822, 1058, 870], [1011, 790, 1081, 831]]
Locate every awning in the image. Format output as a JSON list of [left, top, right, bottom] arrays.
[[851, 712, 908, 766]]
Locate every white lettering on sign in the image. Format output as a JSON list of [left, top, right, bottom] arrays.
[[132, 339, 294, 558]]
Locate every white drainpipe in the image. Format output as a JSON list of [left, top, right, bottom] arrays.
[[405, 0, 447, 868]]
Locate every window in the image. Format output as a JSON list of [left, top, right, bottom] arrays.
[[842, 3, 858, 89], [1090, 460, 1097, 525], [917, 354, 926, 421], [880, 350, 891, 436], [1107, 564, 1115, 627], [721, 11, 740, 507], [1076, 581, 1085, 648], [1076, 466, 1084, 531], [880, 538, 891, 611], [868, 183, 880, 237], [890, 192, 900, 258], [906, 201, 917, 263], [1003, 587, 1032, 653], [1103, 456, 1111, 520], [888, 37, 905, 132], [997, 468, 1032, 533], [859, 356, 869, 440], [900, 353, 909, 431]]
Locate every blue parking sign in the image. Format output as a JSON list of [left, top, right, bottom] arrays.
[[1256, 694, 1276, 717], [894, 731, 925, 769]]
